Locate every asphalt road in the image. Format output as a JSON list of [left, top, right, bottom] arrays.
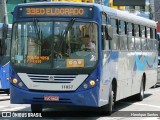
[[0, 85, 160, 119]]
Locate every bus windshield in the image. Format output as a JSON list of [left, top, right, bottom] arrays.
[[11, 21, 98, 69]]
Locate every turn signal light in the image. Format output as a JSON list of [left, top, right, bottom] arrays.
[[89, 80, 95, 86]]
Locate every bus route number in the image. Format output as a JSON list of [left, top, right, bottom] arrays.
[[62, 85, 73, 89]]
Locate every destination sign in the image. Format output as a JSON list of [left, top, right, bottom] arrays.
[[19, 6, 93, 18]]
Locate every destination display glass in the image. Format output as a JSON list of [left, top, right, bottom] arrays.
[[18, 6, 94, 18]]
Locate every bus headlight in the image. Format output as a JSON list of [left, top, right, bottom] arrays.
[[13, 78, 18, 84], [89, 80, 95, 86]]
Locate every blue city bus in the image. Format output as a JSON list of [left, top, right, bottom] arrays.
[[10, 2, 158, 114], [0, 23, 12, 94]]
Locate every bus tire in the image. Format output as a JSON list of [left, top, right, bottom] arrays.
[[31, 104, 42, 113], [136, 78, 144, 101], [101, 85, 114, 115]]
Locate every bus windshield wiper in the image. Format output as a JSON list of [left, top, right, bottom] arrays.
[[33, 18, 42, 41], [62, 18, 75, 39], [58, 18, 75, 52]]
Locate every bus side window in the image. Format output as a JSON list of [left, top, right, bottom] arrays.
[[147, 27, 150, 39], [134, 24, 141, 51], [150, 28, 156, 39], [119, 20, 127, 50], [141, 26, 147, 50], [151, 28, 157, 50], [146, 27, 152, 50], [127, 23, 134, 50], [148, 39, 153, 51], [110, 18, 119, 50], [153, 39, 158, 51]]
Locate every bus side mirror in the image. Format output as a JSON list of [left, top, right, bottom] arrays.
[[101, 25, 106, 50], [2, 24, 8, 40], [101, 25, 106, 40], [101, 25, 113, 50]]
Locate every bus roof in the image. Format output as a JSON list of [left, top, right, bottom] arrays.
[[16, 2, 156, 28]]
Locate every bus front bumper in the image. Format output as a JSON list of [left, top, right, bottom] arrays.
[[10, 84, 99, 107]]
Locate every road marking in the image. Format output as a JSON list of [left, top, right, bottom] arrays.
[[120, 102, 160, 109], [146, 89, 160, 93], [1, 106, 28, 111], [143, 117, 159, 120]]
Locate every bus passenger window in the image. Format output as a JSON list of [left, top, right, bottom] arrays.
[[150, 28, 155, 39], [141, 26, 147, 50], [147, 27, 150, 39], [134, 24, 141, 51], [111, 19, 117, 34], [127, 23, 134, 50], [110, 18, 119, 50], [147, 40, 153, 50], [153, 40, 158, 50], [119, 21, 127, 50]]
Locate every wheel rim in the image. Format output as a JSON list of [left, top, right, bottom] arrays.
[[140, 82, 144, 98], [111, 90, 115, 110]]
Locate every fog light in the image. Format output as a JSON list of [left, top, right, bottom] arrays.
[[13, 78, 18, 84], [89, 80, 95, 86], [83, 84, 88, 89], [18, 82, 23, 87]]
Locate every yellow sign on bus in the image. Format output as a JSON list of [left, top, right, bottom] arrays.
[[66, 59, 84, 67]]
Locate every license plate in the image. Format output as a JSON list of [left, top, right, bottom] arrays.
[[44, 96, 59, 101]]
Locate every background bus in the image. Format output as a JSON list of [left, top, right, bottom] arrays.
[[10, 2, 158, 114], [0, 23, 11, 94]]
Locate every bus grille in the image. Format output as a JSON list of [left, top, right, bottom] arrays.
[[27, 74, 77, 83]]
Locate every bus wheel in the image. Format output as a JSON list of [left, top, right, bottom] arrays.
[[101, 85, 114, 115], [136, 78, 144, 101], [31, 104, 42, 113]]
